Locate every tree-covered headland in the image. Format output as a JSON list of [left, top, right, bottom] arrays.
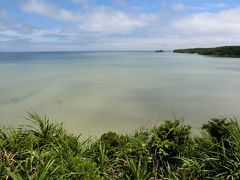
[[173, 46, 240, 57]]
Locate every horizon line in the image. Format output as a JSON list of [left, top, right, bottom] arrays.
[[0, 50, 174, 53]]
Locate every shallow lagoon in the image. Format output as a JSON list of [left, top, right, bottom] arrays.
[[1, 51, 240, 136]]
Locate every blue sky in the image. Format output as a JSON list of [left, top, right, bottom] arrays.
[[0, 0, 240, 51]]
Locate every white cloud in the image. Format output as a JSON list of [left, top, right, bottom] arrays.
[[2, 1, 240, 51], [0, 11, 13, 30], [78, 8, 153, 32], [172, 3, 186, 11], [71, 0, 94, 5], [0, 10, 39, 41], [20, 0, 153, 33], [21, 0, 77, 21], [172, 7, 240, 35]]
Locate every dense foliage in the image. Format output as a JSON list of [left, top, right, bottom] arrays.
[[173, 46, 240, 57], [1, 113, 240, 179]]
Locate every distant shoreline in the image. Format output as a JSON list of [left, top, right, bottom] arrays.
[[173, 46, 240, 57], [0, 50, 154, 53]]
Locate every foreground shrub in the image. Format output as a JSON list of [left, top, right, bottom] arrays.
[[1, 114, 240, 179], [146, 120, 192, 178]]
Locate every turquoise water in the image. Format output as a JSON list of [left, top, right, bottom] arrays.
[[1, 52, 240, 136]]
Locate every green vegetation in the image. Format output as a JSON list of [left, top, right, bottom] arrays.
[[1, 113, 240, 179], [173, 46, 240, 57], [155, 50, 164, 53]]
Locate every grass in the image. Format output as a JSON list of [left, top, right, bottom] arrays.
[[1, 113, 240, 179]]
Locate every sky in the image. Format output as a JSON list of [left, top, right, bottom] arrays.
[[1, 0, 240, 51]]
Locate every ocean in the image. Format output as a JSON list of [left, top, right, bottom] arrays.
[[1, 51, 240, 136]]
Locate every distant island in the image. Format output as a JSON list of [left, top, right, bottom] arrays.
[[155, 50, 164, 53], [173, 46, 240, 57]]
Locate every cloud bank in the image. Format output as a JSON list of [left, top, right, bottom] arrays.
[[0, 0, 240, 51]]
